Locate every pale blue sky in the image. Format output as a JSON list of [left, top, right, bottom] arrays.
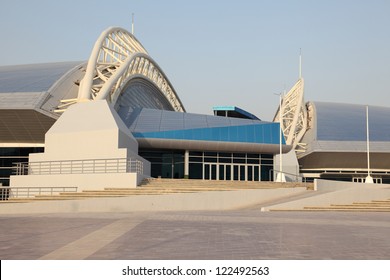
[[0, 0, 389, 120]]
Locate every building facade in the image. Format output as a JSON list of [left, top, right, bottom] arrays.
[[1, 27, 289, 187]]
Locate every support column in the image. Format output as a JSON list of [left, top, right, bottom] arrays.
[[184, 150, 189, 179]]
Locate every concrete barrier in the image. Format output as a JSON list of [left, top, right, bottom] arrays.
[[0, 187, 307, 214], [265, 179, 390, 210]]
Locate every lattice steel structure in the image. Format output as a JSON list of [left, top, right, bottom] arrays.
[[57, 27, 185, 112], [273, 78, 307, 152]]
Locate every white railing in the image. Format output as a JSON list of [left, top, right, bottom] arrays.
[[14, 158, 143, 176], [0, 186, 78, 199], [269, 169, 308, 185]]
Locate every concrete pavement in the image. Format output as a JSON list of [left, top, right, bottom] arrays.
[[1, 211, 389, 260]]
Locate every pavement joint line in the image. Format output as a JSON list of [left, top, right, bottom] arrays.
[[154, 214, 390, 228], [39, 218, 145, 260]]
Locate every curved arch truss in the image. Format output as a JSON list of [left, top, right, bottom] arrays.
[[274, 78, 307, 153], [56, 27, 185, 112]]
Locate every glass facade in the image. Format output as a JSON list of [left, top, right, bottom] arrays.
[[140, 149, 274, 181], [189, 152, 273, 181], [139, 150, 184, 179], [0, 147, 44, 186], [1, 147, 274, 185]]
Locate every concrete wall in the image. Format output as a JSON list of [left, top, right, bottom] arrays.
[[273, 149, 300, 182], [10, 172, 139, 191], [0, 187, 307, 214], [11, 100, 150, 190], [265, 179, 390, 210]]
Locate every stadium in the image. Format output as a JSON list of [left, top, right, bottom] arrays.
[[1, 26, 390, 189]]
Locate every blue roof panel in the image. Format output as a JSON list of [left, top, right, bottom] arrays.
[[133, 123, 285, 145]]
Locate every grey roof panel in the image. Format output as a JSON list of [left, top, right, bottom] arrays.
[[0, 62, 82, 93], [315, 102, 390, 142], [0, 92, 47, 109]]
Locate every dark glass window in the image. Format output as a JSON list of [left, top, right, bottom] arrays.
[[233, 158, 245, 164], [0, 147, 44, 186], [218, 152, 231, 158], [219, 157, 232, 163], [233, 153, 245, 158], [204, 157, 217, 163], [247, 159, 260, 164], [189, 157, 202, 163], [189, 163, 202, 179], [247, 153, 260, 159]]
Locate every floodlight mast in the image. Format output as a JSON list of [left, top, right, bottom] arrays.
[[132, 13, 135, 35], [275, 92, 286, 182], [366, 105, 374, 183], [299, 48, 302, 79]]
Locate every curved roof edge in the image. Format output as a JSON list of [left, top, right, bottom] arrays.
[[0, 61, 83, 94], [77, 27, 185, 112]]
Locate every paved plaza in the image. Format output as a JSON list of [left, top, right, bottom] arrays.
[[0, 210, 389, 260]]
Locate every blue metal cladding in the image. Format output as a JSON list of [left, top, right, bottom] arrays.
[[133, 123, 285, 145]]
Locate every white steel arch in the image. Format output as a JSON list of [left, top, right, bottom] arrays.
[[273, 78, 307, 152], [57, 27, 185, 112]]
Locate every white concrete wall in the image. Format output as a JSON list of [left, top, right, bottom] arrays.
[[273, 149, 300, 182], [11, 100, 150, 190], [265, 179, 390, 210], [0, 187, 307, 214], [10, 173, 139, 190], [31, 100, 139, 162]]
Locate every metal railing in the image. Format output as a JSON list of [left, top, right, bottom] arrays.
[[0, 187, 10, 200], [269, 169, 308, 185], [0, 186, 78, 199], [14, 158, 143, 176]]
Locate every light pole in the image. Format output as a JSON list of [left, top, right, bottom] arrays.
[[275, 92, 286, 182], [365, 105, 373, 183]]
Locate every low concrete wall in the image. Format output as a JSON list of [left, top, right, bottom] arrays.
[[314, 179, 380, 191], [0, 187, 307, 214], [10, 173, 139, 191], [265, 179, 390, 210]]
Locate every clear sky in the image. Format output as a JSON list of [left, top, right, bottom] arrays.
[[0, 0, 389, 120]]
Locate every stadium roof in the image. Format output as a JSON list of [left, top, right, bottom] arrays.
[[0, 62, 82, 93], [0, 62, 86, 144], [315, 102, 390, 142], [299, 101, 390, 158]]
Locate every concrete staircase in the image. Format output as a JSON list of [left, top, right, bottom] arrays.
[[303, 199, 390, 212], [140, 178, 309, 189], [2, 179, 310, 203]]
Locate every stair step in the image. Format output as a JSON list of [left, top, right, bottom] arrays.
[[272, 208, 390, 212], [4, 179, 312, 202]]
